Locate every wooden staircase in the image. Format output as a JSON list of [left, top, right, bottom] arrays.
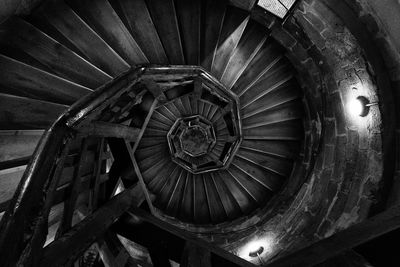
[[0, 0, 305, 265]]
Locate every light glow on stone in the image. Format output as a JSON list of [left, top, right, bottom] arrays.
[[348, 98, 364, 117], [238, 235, 275, 263]]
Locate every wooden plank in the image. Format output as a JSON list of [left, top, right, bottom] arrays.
[[0, 54, 91, 105], [37, 0, 129, 76], [0, 130, 43, 163], [212, 6, 249, 79], [242, 120, 303, 141], [41, 184, 145, 267], [91, 138, 105, 210], [211, 172, 241, 220], [125, 140, 156, 215], [240, 62, 293, 108], [0, 17, 111, 89], [56, 139, 89, 238], [118, 0, 168, 64], [231, 41, 283, 95], [241, 81, 301, 119], [77, 121, 140, 141], [128, 208, 257, 267], [242, 100, 304, 128], [68, 0, 148, 65], [0, 166, 26, 211], [201, 0, 227, 70], [220, 21, 268, 89], [267, 204, 400, 267], [0, 93, 67, 130], [145, 0, 185, 64], [175, 0, 201, 65]]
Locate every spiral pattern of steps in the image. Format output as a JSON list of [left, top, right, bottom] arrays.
[[0, 0, 304, 226]]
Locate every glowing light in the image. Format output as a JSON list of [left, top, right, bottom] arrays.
[[348, 98, 364, 117], [348, 96, 370, 117], [238, 235, 275, 263]]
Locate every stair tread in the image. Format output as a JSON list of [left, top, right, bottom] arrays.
[[0, 18, 111, 89], [116, 0, 168, 64], [145, 0, 185, 64], [38, 0, 129, 76], [68, 0, 148, 65], [0, 54, 91, 105]]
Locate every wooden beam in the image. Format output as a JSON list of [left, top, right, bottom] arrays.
[[91, 138, 106, 210], [124, 140, 156, 215], [98, 231, 138, 267], [56, 138, 89, 238], [77, 121, 140, 141], [131, 99, 158, 153], [128, 208, 256, 267], [40, 184, 144, 267], [267, 204, 400, 267]]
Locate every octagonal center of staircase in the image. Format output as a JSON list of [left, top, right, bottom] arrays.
[[179, 118, 215, 157]]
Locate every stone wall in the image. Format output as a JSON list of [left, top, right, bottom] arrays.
[[228, 0, 393, 263]]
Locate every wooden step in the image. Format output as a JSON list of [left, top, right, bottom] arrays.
[[0, 93, 67, 130], [202, 174, 227, 223], [241, 80, 302, 118], [227, 164, 272, 204], [243, 119, 304, 141], [68, 0, 148, 65], [242, 99, 304, 128], [231, 40, 284, 95], [175, 0, 201, 65], [240, 139, 301, 160], [232, 156, 283, 192], [216, 170, 253, 214], [193, 174, 211, 224], [37, 0, 129, 76], [220, 20, 269, 89], [0, 54, 91, 105], [211, 172, 241, 219], [165, 168, 187, 217], [201, 0, 227, 71], [0, 130, 43, 168], [0, 17, 111, 89], [145, 0, 185, 64], [117, 0, 168, 64], [236, 148, 293, 177], [211, 6, 249, 79], [179, 171, 194, 222], [240, 61, 294, 108]]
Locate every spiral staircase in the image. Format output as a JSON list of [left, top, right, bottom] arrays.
[[0, 0, 305, 266]]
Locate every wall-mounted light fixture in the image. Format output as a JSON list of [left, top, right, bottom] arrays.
[[348, 96, 378, 117], [249, 246, 265, 264]]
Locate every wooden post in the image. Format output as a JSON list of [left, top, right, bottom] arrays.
[[56, 138, 89, 238], [40, 184, 144, 267], [125, 140, 156, 215]]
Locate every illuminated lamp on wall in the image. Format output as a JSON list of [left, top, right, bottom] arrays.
[[257, 0, 297, 19], [348, 96, 378, 117]]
